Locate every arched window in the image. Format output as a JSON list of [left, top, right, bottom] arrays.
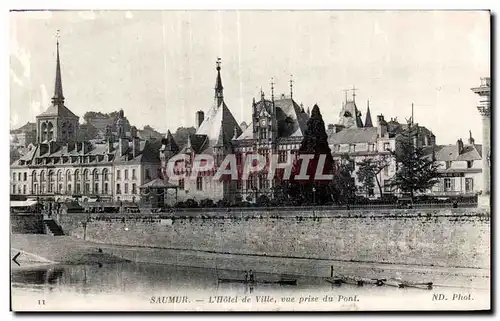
[[93, 169, 99, 181], [66, 170, 72, 182], [47, 122, 54, 141], [83, 169, 90, 181], [41, 123, 47, 141], [48, 170, 55, 182], [74, 169, 80, 181], [40, 170, 46, 182], [102, 168, 109, 181], [32, 170, 37, 182], [57, 170, 63, 182]]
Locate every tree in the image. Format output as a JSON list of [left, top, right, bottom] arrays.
[[331, 155, 356, 204], [289, 104, 334, 205], [173, 127, 196, 147], [390, 122, 440, 198], [356, 156, 390, 197], [10, 147, 21, 164]]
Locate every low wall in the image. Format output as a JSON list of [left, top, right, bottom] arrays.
[[11, 213, 44, 234], [57, 208, 490, 269]]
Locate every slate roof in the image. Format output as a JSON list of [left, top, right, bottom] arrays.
[[236, 97, 309, 140], [196, 101, 242, 147], [38, 104, 79, 119], [140, 178, 178, 189], [423, 144, 482, 161], [337, 100, 364, 129], [328, 127, 378, 145]]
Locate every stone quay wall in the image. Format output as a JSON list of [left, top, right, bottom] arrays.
[[56, 208, 490, 269], [11, 213, 44, 234]]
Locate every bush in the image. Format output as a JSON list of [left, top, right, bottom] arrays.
[[199, 198, 215, 208], [184, 199, 199, 208]]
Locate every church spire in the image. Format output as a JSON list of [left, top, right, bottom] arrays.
[[214, 57, 224, 107], [364, 100, 373, 127], [51, 30, 64, 106]]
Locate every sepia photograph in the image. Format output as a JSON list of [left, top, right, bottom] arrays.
[[9, 9, 491, 312]]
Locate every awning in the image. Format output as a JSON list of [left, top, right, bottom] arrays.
[[10, 200, 39, 207]]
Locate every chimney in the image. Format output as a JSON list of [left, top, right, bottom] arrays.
[[196, 111, 205, 129], [468, 130, 475, 145], [457, 138, 464, 155], [132, 137, 140, 158], [377, 114, 387, 138], [119, 138, 129, 156], [281, 93, 286, 99]]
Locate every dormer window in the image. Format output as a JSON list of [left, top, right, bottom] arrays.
[[344, 111, 352, 117], [445, 161, 452, 169], [467, 160, 473, 169]]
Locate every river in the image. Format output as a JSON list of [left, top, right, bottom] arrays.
[[11, 262, 490, 311]]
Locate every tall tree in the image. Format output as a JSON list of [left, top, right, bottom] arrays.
[[331, 155, 356, 204], [356, 156, 390, 197], [289, 104, 334, 205], [390, 122, 440, 198]]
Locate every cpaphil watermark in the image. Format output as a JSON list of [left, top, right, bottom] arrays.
[[165, 153, 334, 182]]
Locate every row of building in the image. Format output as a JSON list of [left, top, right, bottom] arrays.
[[10, 39, 490, 205]]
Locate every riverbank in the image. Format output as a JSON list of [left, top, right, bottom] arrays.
[[11, 234, 490, 290]]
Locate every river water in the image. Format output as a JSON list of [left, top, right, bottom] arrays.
[[11, 262, 490, 311]]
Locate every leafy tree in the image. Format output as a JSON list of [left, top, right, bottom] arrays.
[[289, 104, 334, 205], [173, 127, 196, 146], [10, 147, 21, 164], [356, 156, 390, 197], [390, 122, 440, 198], [331, 155, 356, 204]]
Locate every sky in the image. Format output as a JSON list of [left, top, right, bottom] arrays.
[[9, 10, 490, 144]]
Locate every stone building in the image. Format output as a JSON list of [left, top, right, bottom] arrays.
[[424, 132, 483, 196], [160, 59, 309, 204], [10, 122, 37, 148], [10, 38, 161, 203], [327, 95, 435, 198]]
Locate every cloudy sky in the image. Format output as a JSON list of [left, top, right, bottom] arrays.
[[10, 10, 490, 144]]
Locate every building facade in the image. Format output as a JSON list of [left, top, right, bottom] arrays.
[[10, 39, 161, 203], [160, 60, 309, 204]]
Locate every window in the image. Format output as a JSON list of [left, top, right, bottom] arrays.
[[66, 170, 72, 182], [33, 184, 38, 194], [178, 178, 185, 190], [465, 178, 474, 192], [23, 173, 27, 181], [444, 178, 452, 192], [58, 184, 62, 194], [18, 173, 21, 181], [132, 169, 136, 179], [103, 169, 109, 181], [445, 161, 452, 169], [104, 183, 108, 194], [124, 183, 129, 194], [116, 184, 121, 194], [76, 184, 81, 194], [23, 185, 26, 194], [145, 169, 151, 180], [132, 183, 136, 194], [383, 180, 392, 193], [93, 170, 99, 181], [32, 171, 37, 182], [278, 151, 287, 163], [116, 170, 121, 180], [12, 184, 16, 194], [125, 169, 129, 180], [85, 183, 90, 194], [49, 183, 54, 193], [259, 130, 267, 140], [74, 170, 80, 181], [83, 169, 89, 181], [384, 165, 389, 176], [67, 184, 72, 194], [94, 183, 99, 194], [57, 171, 63, 182], [383, 142, 390, 151], [467, 161, 473, 169], [196, 177, 203, 191]]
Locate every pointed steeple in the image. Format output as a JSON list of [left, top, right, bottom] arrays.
[[51, 31, 64, 106], [214, 57, 224, 107], [364, 100, 373, 127], [163, 130, 179, 152]]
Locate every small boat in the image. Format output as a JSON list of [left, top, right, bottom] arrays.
[[384, 279, 433, 290], [217, 278, 297, 286], [326, 277, 343, 285], [336, 275, 387, 286]]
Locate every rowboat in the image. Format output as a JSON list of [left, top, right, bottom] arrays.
[[217, 278, 297, 286], [335, 275, 387, 286]]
